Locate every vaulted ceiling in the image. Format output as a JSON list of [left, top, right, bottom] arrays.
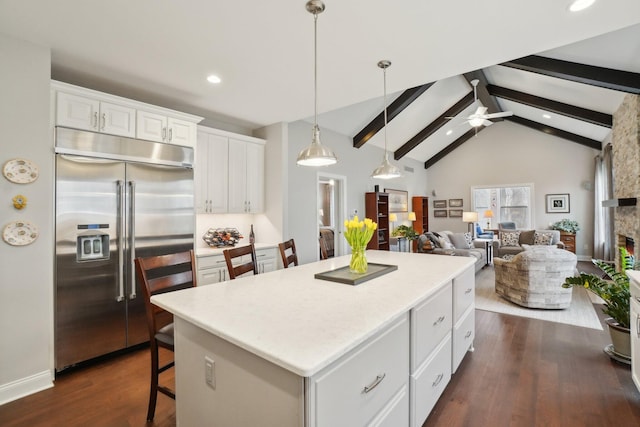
[[1, 1, 639, 167]]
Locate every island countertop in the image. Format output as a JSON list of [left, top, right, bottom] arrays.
[[151, 250, 474, 377]]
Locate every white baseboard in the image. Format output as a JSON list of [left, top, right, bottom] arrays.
[[0, 370, 53, 405]]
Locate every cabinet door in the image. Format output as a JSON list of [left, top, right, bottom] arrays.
[[207, 134, 229, 213], [245, 141, 264, 213], [198, 267, 225, 285], [136, 110, 167, 142], [195, 133, 210, 213], [100, 101, 135, 137], [227, 139, 248, 213], [56, 92, 99, 131], [168, 117, 196, 147]]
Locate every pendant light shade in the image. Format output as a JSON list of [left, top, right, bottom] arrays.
[[372, 60, 401, 179], [297, 0, 337, 167]]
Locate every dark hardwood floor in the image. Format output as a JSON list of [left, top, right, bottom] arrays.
[[1, 302, 638, 426]]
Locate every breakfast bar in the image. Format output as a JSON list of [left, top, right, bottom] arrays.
[[151, 250, 476, 426]]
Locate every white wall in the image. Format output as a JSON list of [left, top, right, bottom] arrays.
[[287, 120, 428, 264], [426, 121, 599, 259], [0, 33, 53, 403]]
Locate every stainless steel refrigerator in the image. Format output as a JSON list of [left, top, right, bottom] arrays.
[[54, 127, 195, 371]]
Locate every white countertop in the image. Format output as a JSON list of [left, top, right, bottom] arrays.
[[152, 250, 475, 377], [196, 242, 277, 257]]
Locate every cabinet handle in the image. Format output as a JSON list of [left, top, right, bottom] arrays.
[[432, 373, 444, 387], [101, 113, 106, 130], [465, 330, 472, 339], [636, 314, 640, 338], [433, 316, 445, 326], [363, 374, 386, 393], [93, 112, 98, 128], [169, 128, 173, 141], [465, 288, 472, 294], [162, 127, 167, 141]]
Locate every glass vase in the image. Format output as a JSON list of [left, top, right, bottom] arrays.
[[349, 245, 368, 274]]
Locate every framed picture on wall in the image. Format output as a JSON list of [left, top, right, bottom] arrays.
[[546, 193, 570, 213], [449, 199, 463, 208], [385, 188, 408, 212], [434, 209, 447, 218], [449, 209, 463, 218], [433, 200, 447, 208]]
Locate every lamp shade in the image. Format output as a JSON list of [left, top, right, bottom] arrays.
[[484, 209, 494, 218], [462, 211, 478, 223], [408, 212, 416, 221], [389, 213, 398, 222]]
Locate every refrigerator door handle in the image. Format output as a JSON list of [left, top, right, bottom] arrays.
[[129, 180, 137, 300], [116, 180, 125, 302]]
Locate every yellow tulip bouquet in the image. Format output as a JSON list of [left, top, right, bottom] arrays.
[[343, 216, 378, 273]]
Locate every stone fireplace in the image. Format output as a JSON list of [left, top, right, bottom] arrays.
[[611, 94, 640, 270]]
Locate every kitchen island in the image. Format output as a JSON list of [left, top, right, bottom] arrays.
[[151, 250, 476, 426]]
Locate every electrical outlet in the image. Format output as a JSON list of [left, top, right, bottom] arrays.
[[205, 356, 215, 389]]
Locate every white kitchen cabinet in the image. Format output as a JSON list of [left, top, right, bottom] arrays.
[[255, 247, 277, 273], [196, 253, 229, 285], [137, 110, 197, 147], [56, 92, 135, 137], [195, 130, 228, 214], [452, 265, 475, 373], [228, 138, 265, 213]]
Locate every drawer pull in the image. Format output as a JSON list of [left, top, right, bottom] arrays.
[[432, 373, 444, 387], [464, 288, 472, 294], [465, 330, 472, 339], [637, 314, 640, 338], [433, 316, 445, 326], [363, 374, 386, 393]]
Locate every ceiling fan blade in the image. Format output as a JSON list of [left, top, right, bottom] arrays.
[[482, 120, 493, 127], [484, 111, 513, 119], [476, 106, 488, 116]]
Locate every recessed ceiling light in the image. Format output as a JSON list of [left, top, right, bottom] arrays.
[[446, 129, 453, 136], [542, 113, 552, 119], [569, 0, 595, 12], [206, 74, 221, 84]]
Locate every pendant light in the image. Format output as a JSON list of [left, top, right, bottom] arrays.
[[296, 0, 337, 167], [371, 60, 401, 179]]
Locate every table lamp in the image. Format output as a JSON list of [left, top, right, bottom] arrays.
[[462, 211, 478, 236], [484, 209, 494, 229], [408, 212, 416, 222], [389, 213, 398, 232]]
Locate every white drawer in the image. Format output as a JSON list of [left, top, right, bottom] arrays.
[[410, 284, 452, 371], [410, 334, 452, 427], [309, 314, 410, 427], [452, 305, 475, 373], [197, 253, 226, 270], [453, 266, 474, 321], [368, 385, 409, 427]]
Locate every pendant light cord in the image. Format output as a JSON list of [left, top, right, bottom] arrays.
[[313, 11, 319, 131], [383, 66, 388, 158]]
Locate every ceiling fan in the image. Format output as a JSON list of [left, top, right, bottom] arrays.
[[448, 79, 513, 128]]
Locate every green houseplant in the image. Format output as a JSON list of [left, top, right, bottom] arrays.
[[562, 248, 632, 358], [551, 219, 580, 234], [392, 225, 418, 240]]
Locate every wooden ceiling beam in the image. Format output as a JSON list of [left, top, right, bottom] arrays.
[[506, 116, 601, 150], [500, 55, 640, 94], [488, 84, 612, 128], [352, 82, 434, 148], [394, 92, 475, 160], [424, 128, 482, 169]]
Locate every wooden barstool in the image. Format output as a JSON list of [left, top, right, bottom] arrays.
[[278, 239, 299, 268], [319, 236, 329, 260], [135, 250, 197, 421], [223, 244, 258, 279]]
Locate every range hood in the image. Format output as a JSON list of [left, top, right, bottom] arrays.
[[602, 197, 638, 207]]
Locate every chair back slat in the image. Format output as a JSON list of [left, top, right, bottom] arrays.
[[278, 239, 299, 268], [223, 244, 258, 280], [319, 236, 328, 260]]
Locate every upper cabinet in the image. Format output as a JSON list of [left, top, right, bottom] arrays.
[[52, 81, 202, 146], [197, 126, 265, 214]]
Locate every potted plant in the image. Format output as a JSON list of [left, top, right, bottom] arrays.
[[562, 249, 632, 359], [551, 219, 580, 234], [392, 225, 418, 240]]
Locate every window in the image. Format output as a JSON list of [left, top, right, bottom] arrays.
[[472, 184, 533, 229]]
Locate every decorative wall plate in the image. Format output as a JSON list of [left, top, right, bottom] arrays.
[[2, 220, 39, 246], [3, 158, 39, 184]]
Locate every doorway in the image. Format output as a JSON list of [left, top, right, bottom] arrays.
[[317, 173, 347, 259]]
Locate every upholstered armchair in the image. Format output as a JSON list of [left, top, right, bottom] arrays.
[[475, 223, 494, 239]]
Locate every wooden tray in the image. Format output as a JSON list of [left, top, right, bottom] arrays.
[[314, 263, 398, 286]]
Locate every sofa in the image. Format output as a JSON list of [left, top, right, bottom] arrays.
[[417, 230, 495, 273], [494, 245, 577, 309], [495, 229, 565, 258]]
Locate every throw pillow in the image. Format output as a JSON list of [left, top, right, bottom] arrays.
[[519, 230, 535, 245], [500, 231, 521, 247], [424, 232, 440, 248], [464, 232, 473, 248], [534, 231, 554, 245], [449, 232, 472, 249]]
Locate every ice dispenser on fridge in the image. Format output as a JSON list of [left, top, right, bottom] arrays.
[[76, 224, 110, 261]]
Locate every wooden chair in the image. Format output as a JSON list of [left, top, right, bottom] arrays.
[[135, 250, 197, 422], [319, 236, 328, 260], [223, 244, 258, 279], [278, 239, 299, 268]]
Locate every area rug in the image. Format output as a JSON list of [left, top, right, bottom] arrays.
[[475, 267, 603, 330]]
